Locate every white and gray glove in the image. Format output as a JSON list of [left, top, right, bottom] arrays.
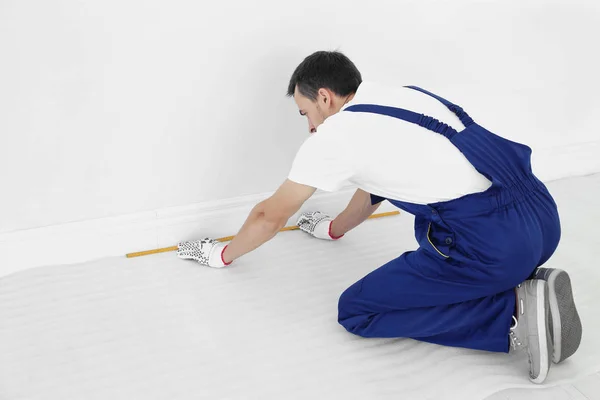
[[296, 211, 344, 240], [177, 238, 232, 268]]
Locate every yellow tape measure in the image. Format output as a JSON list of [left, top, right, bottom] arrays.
[[126, 210, 400, 258]]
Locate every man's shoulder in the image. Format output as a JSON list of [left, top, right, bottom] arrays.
[[314, 112, 360, 142], [343, 81, 413, 111]]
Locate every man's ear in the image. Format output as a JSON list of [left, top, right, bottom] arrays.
[[318, 88, 332, 106]]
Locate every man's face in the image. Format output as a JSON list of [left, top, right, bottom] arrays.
[[293, 87, 333, 134]]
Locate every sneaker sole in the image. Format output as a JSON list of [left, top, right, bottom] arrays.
[[531, 281, 551, 384], [546, 269, 582, 363]]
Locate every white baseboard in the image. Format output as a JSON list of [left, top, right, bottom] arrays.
[[0, 186, 398, 278], [1, 141, 598, 279]]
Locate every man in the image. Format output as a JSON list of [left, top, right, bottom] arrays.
[[177, 51, 582, 384]]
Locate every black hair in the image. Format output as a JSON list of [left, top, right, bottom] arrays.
[[286, 50, 362, 101]]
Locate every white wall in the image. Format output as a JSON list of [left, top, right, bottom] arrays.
[[1, 0, 599, 234]]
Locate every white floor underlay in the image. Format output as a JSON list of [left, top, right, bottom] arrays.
[[1, 174, 598, 400]]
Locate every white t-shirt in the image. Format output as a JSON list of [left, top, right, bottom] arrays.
[[287, 82, 492, 204]]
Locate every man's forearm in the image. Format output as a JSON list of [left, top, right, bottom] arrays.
[[330, 189, 382, 237], [222, 206, 282, 264]]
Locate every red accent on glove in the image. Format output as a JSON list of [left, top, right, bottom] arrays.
[[221, 245, 233, 265], [328, 221, 344, 240]]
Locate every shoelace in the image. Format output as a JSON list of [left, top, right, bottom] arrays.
[[510, 284, 525, 351], [510, 299, 534, 375], [509, 315, 523, 350], [510, 283, 525, 348]]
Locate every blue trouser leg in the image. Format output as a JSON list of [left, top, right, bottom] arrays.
[[337, 250, 517, 353], [337, 179, 561, 353]]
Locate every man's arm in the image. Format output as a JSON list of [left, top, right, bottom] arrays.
[[329, 189, 382, 237], [222, 179, 317, 263]]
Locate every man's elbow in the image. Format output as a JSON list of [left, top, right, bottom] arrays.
[[253, 203, 288, 232]]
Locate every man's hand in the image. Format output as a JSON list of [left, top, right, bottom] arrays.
[[177, 238, 231, 268], [296, 211, 344, 240], [177, 179, 317, 267]]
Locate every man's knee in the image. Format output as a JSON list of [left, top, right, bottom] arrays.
[[337, 282, 360, 319], [337, 285, 372, 336]]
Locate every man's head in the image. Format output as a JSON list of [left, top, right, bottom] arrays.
[[287, 51, 362, 133]]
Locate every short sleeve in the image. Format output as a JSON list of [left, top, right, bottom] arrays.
[[288, 130, 354, 192]]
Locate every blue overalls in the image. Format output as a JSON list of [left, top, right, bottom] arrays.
[[337, 86, 561, 352]]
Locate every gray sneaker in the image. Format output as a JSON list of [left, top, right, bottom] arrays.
[[533, 268, 582, 363], [510, 280, 553, 384]]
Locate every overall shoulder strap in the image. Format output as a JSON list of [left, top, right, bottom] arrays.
[[344, 104, 459, 139], [404, 86, 474, 127]]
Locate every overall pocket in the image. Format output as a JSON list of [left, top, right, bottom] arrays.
[[424, 220, 455, 260]]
